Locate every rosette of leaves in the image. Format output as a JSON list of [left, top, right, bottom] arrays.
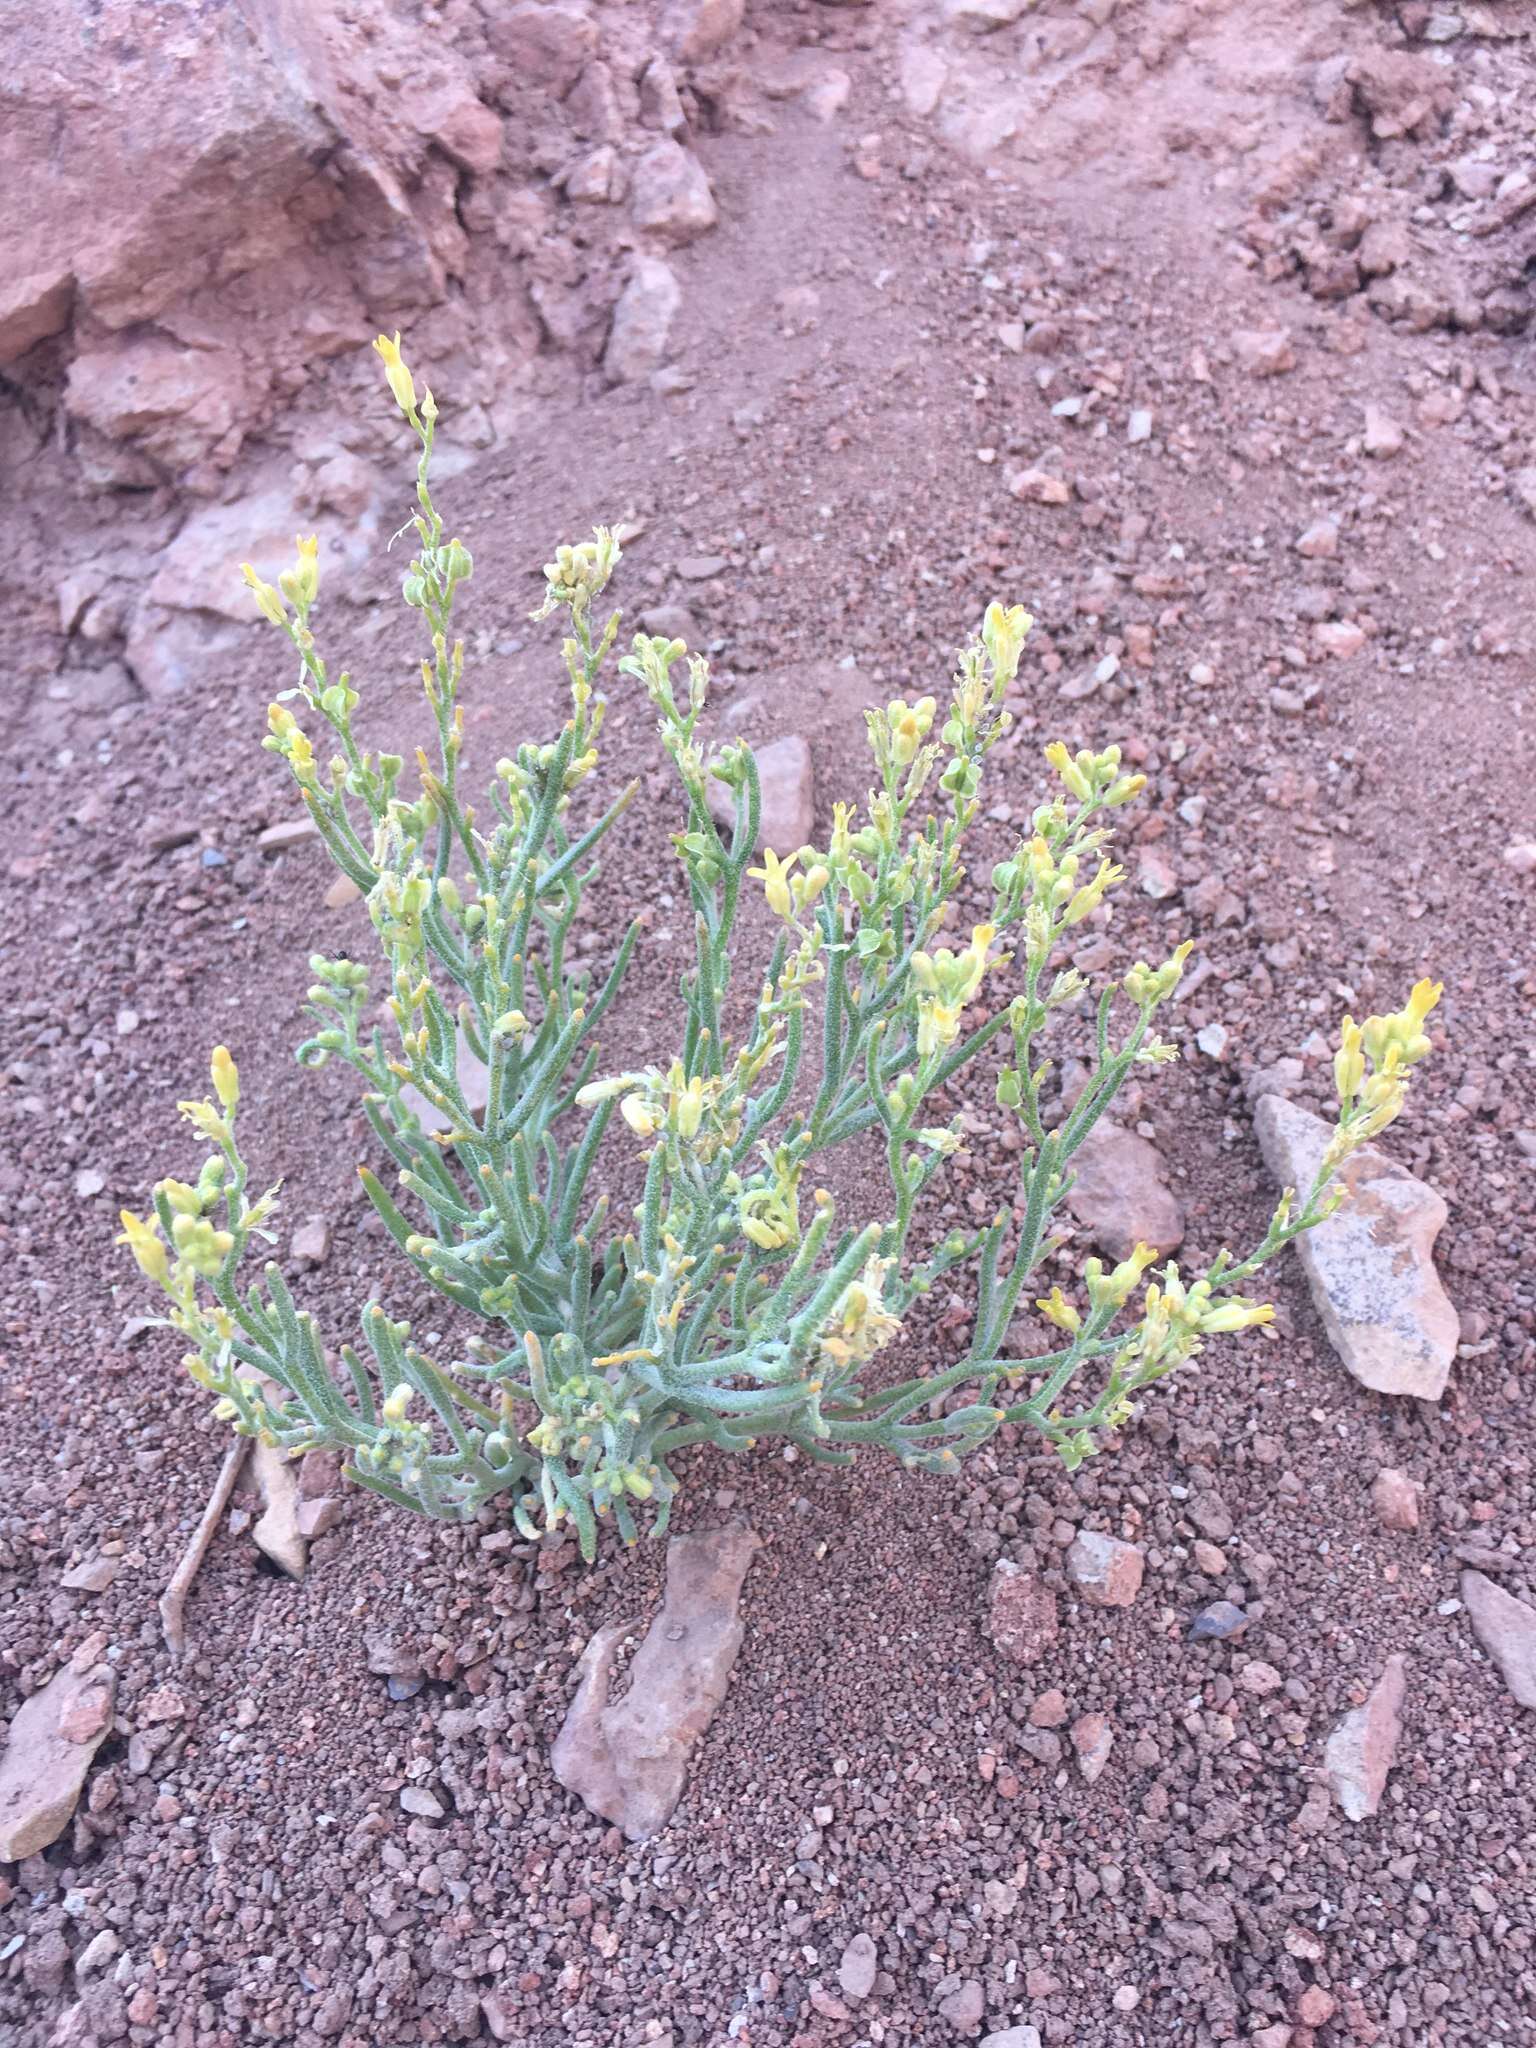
[[119, 336, 1442, 1559]]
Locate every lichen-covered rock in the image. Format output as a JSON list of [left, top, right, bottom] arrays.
[[1253, 1096, 1457, 1400], [552, 1523, 761, 1841]]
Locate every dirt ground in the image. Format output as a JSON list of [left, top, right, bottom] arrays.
[[4, 3, 1536, 2045]]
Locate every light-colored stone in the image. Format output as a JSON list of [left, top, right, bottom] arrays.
[[1315, 620, 1367, 659], [639, 57, 688, 137], [1463, 1570, 1536, 1708], [708, 735, 814, 855], [981, 2026, 1042, 2048], [252, 1441, 308, 1580], [946, 0, 1031, 27], [257, 817, 321, 852], [838, 1931, 878, 2000], [1232, 328, 1296, 376], [1064, 1120, 1184, 1262], [1006, 467, 1071, 505], [1325, 1653, 1406, 1819], [1371, 1467, 1421, 1531], [664, 0, 744, 60], [552, 1523, 761, 1840], [604, 255, 682, 385], [631, 141, 718, 245], [1066, 1531, 1145, 1608], [1252, 1096, 1457, 1400], [901, 46, 948, 117], [61, 1557, 119, 1594], [0, 1663, 116, 1861], [1296, 517, 1339, 558], [147, 490, 377, 623], [1071, 1711, 1113, 1784], [1362, 405, 1405, 457], [291, 1217, 331, 1267], [987, 1560, 1058, 1667]]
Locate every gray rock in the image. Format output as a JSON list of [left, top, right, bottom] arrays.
[[1325, 1652, 1406, 1819], [937, 1978, 984, 2034], [552, 1522, 761, 1841], [981, 2029, 1043, 2048], [1189, 1600, 1248, 1642], [1252, 1096, 1457, 1400], [604, 255, 681, 385], [1063, 1120, 1184, 1262], [0, 1661, 117, 1861], [1463, 1570, 1536, 1707]]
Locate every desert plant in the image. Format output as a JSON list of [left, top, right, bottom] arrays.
[[120, 336, 1442, 1559]]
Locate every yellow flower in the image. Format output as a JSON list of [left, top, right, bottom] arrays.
[[118, 1209, 169, 1288], [1044, 740, 1093, 804], [280, 532, 320, 610], [210, 1045, 240, 1111], [241, 563, 287, 627], [1199, 1298, 1275, 1335], [1036, 1286, 1081, 1334], [1334, 1015, 1365, 1106], [373, 331, 417, 415], [982, 600, 1033, 685], [748, 848, 800, 919], [621, 1094, 663, 1137]]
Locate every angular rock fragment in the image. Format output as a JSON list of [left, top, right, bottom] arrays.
[[1325, 1653, 1406, 1819], [1252, 1097, 1457, 1400], [552, 1523, 761, 1840], [987, 1560, 1059, 1667], [604, 255, 682, 385], [1065, 1531, 1144, 1608], [1064, 1120, 1184, 1262], [0, 1662, 116, 1861], [1463, 1570, 1536, 1708], [252, 1441, 308, 1580]]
